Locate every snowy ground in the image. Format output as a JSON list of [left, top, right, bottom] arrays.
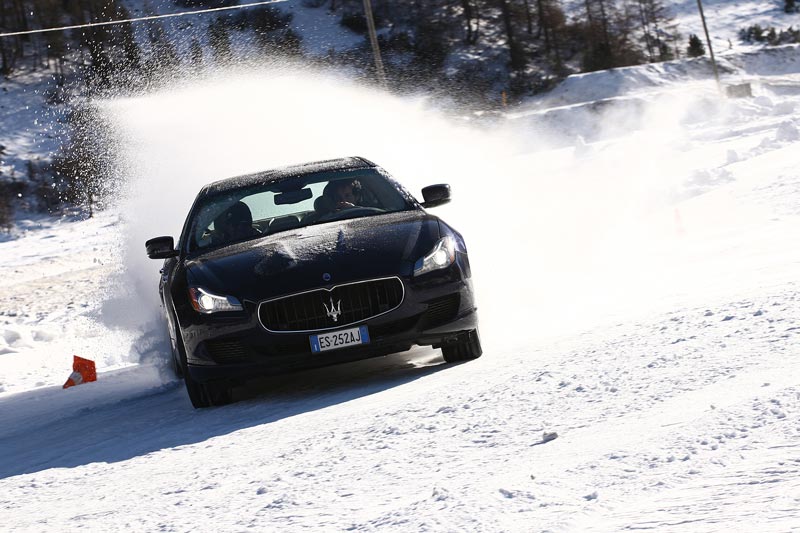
[[0, 72, 66, 182], [1, 44, 800, 530], [670, 0, 800, 52]]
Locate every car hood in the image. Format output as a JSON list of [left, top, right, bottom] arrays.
[[185, 210, 440, 302]]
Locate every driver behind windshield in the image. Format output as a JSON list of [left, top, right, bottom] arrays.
[[326, 179, 362, 211]]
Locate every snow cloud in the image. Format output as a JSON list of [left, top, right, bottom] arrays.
[[101, 61, 796, 356]]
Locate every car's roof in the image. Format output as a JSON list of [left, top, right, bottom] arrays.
[[201, 156, 377, 196]]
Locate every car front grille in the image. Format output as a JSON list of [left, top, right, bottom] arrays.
[[258, 277, 405, 333]]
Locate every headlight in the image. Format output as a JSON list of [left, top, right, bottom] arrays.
[[413, 236, 456, 277], [188, 287, 243, 314]]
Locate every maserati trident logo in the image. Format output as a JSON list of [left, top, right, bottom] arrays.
[[323, 296, 342, 322]]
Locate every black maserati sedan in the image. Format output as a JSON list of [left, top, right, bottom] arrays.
[[146, 157, 480, 408]]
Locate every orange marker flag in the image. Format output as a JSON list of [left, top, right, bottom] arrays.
[[63, 356, 97, 389]]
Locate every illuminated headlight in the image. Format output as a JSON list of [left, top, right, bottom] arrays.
[[413, 236, 456, 277], [189, 287, 243, 314]]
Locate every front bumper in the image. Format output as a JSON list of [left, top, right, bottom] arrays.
[[181, 275, 478, 385]]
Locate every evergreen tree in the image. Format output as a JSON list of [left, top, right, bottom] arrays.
[[145, 19, 180, 77], [459, 0, 480, 44], [498, 0, 526, 73], [687, 33, 705, 57], [0, 182, 23, 233], [786, 0, 796, 14], [83, 27, 114, 90], [112, 6, 141, 76], [413, 17, 451, 72], [209, 18, 233, 64], [52, 105, 119, 217], [642, 3, 655, 60], [240, 6, 301, 55], [279, 28, 303, 56], [34, 0, 65, 73], [538, 0, 566, 62], [579, 0, 617, 71], [44, 27, 67, 83], [767, 27, 779, 45], [190, 38, 204, 68]]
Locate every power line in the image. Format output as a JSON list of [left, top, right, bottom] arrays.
[[0, 0, 287, 39]]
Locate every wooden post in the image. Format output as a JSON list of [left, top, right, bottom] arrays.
[[363, 0, 387, 89], [696, 0, 721, 94]]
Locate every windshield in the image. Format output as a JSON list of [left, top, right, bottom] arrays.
[[185, 169, 414, 252]]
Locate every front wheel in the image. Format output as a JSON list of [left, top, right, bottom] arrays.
[[173, 325, 233, 408], [441, 329, 483, 363], [169, 331, 184, 379], [184, 371, 233, 409]]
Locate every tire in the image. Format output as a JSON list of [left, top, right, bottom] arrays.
[[169, 334, 184, 379], [166, 308, 184, 379], [173, 324, 233, 408], [184, 371, 233, 409], [183, 370, 211, 409], [441, 328, 483, 363]]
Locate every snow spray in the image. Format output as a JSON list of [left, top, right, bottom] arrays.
[[103, 62, 723, 363]]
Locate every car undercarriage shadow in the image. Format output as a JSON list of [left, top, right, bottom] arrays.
[[231, 346, 444, 403], [0, 347, 450, 480]]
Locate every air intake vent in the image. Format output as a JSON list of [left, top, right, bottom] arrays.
[[205, 339, 251, 363], [418, 294, 460, 330]]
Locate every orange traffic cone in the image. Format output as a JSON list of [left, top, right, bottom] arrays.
[[63, 356, 97, 389]]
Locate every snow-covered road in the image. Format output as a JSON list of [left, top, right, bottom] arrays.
[[2, 288, 798, 530], [2, 50, 800, 530]]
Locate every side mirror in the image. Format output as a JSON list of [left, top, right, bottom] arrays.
[[146, 236, 179, 259], [421, 184, 451, 208]]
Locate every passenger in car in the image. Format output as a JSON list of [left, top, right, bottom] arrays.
[[213, 201, 259, 244]]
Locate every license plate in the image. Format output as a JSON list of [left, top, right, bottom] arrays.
[[310, 326, 370, 353]]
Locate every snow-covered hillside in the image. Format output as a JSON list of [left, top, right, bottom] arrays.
[[1, 36, 800, 530], [0, 72, 66, 185], [2, 0, 798, 188], [671, 0, 800, 51], [0, 0, 360, 184]]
